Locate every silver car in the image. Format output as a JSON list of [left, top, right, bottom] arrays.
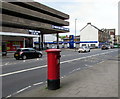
[[78, 46, 90, 53]]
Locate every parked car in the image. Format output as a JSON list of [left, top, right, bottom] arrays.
[[2, 47, 7, 56], [51, 45, 57, 49], [108, 45, 114, 49], [101, 45, 109, 50], [14, 48, 42, 60], [78, 46, 90, 53], [2, 51, 7, 56]]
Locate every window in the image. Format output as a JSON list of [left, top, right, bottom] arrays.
[[29, 48, 35, 52], [82, 44, 86, 46], [91, 44, 95, 47]]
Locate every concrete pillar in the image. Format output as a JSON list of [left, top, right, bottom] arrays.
[[38, 33, 41, 51], [41, 33, 44, 50], [23, 38, 26, 48]]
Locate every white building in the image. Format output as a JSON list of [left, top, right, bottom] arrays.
[[80, 23, 102, 48]]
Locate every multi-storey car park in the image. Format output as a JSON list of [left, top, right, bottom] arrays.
[[0, 0, 69, 53]]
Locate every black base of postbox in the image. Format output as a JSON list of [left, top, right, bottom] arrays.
[[47, 79, 60, 90]]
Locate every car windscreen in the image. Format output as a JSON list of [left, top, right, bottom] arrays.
[[22, 49, 29, 51]]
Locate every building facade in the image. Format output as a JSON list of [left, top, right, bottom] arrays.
[[80, 23, 115, 48], [80, 23, 100, 48]]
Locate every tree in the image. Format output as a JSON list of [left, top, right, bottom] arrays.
[[59, 36, 66, 40]]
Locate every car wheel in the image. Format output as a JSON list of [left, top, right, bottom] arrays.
[[78, 51, 80, 53], [16, 57, 19, 60], [22, 55, 27, 60], [38, 54, 42, 58], [88, 50, 90, 52]]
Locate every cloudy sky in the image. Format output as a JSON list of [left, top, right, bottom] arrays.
[[34, 0, 119, 36]]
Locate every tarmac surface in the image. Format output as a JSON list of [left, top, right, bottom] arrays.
[[14, 53, 119, 97]]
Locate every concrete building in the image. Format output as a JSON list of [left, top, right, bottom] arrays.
[[1, 1, 69, 52]]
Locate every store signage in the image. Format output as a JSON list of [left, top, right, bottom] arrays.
[[29, 30, 41, 35], [52, 25, 69, 31]]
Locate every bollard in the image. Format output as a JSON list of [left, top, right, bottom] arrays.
[[46, 49, 61, 90]]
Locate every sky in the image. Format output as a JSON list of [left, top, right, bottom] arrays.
[[34, 0, 119, 36]]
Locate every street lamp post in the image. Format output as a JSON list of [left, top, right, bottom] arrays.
[[75, 18, 77, 51]]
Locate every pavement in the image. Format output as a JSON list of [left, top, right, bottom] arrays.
[[14, 53, 119, 97]]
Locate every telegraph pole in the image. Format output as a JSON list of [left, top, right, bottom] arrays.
[[75, 18, 77, 51]]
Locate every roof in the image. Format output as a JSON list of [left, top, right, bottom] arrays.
[[80, 23, 103, 32]]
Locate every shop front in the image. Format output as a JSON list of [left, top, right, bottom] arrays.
[[1, 32, 39, 52], [6, 41, 23, 51]]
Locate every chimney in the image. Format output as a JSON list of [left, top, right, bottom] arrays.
[[87, 22, 91, 25]]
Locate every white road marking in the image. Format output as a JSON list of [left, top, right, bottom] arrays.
[[76, 68, 81, 70], [0, 65, 47, 77], [16, 86, 31, 94], [61, 75, 66, 78], [60, 50, 116, 64], [5, 62, 9, 65], [98, 61, 105, 64], [33, 82, 43, 86], [0, 50, 117, 77], [37, 58, 39, 60], [0, 65, 3, 67], [6, 94, 12, 98]]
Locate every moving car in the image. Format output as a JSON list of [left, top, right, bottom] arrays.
[[78, 46, 90, 53], [14, 48, 42, 60], [101, 45, 109, 50]]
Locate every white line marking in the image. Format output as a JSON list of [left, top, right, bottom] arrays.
[[0, 50, 117, 77], [98, 61, 104, 64], [37, 58, 39, 60], [60, 50, 116, 64], [16, 86, 31, 94], [76, 68, 81, 70], [0, 65, 47, 77], [6, 94, 12, 98], [33, 82, 43, 86], [5, 62, 9, 65]]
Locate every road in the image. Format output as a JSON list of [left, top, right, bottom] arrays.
[[1, 48, 119, 98]]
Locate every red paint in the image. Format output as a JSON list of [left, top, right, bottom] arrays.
[[6, 41, 23, 51], [46, 49, 61, 80]]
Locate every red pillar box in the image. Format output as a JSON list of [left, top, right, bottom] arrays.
[[46, 49, 61, 90]]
